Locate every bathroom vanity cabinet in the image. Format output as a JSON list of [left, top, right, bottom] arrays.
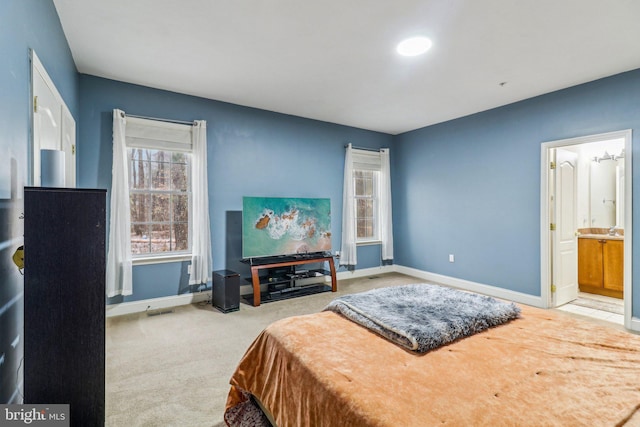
[[578, 236, 623, 298]]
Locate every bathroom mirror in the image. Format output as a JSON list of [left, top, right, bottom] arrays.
[[561, 139, 624, 231], [589, 156, 624, 228]]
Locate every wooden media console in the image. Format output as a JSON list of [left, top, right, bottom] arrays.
[[246, 253, 337, 306]]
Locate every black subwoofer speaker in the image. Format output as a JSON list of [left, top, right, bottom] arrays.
[[212, 269, 240, 313]]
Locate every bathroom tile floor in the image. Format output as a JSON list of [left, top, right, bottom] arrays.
[[556, 292, 624, 325]]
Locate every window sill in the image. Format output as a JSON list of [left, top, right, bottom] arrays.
[[132, 254, 192, 266], [356, 240, 381, 246]]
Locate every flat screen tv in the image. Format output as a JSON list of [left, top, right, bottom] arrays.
[[242, 196, 331, 259]]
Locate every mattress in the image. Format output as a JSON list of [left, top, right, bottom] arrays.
[[225, 304, 640, 426]]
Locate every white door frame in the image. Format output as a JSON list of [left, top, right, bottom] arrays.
[[540, 129, 634, 330]]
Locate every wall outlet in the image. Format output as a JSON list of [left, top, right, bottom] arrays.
[[449, 254, 455, 263], [187, 264, 192, 274]]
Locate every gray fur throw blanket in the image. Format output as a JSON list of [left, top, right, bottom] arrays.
[[323, 283, 521, 353]]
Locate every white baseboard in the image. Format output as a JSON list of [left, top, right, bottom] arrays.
[[336, 265, 396, 281], [106, 291, 211, 318], [393, 265, 545, 308], [106, 266, 398, 317], [111, 264, 623, 318], [396, 265, 640, 332], [336, 263, 544, 307]]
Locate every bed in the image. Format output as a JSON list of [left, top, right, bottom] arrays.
[[224, 284, 640, 426]]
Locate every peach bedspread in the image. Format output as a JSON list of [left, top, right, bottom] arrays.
[[225, 305, 640, 426]]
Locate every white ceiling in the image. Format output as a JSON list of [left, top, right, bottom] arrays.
[[53, 0, 640, 135]]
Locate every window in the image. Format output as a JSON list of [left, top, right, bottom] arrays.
[[351, 149, 383, 244], [128, 148, 191, 256], [123, 116, 195, 259], [340, 145, 392, 266], [108, 110, 211, 297], [354, 169, 379, 242]]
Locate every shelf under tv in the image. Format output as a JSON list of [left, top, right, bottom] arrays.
[[242, 253, 337, 306], [241, 284, 333, 305]]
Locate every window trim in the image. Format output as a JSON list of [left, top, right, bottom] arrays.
[[356, 239, 382, 246], [132, 254, 192, 266]]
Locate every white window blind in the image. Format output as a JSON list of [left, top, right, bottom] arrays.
[[352, 149, 382, 171], [125, 117, 193, 152]]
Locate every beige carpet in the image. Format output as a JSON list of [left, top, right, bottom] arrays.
[[105, 272, 629, 426], [105, 272, 419, 427]]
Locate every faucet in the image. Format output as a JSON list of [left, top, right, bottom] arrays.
[[609, 226, 618, 236]]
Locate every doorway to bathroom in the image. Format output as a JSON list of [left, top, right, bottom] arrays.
[[540, 130, 632, 328]]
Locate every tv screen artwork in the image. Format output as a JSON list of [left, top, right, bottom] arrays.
[[242, 196, 331, 259]]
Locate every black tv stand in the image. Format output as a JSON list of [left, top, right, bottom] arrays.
[[245, 252, 330, 265], [243, 252, 337, 306]]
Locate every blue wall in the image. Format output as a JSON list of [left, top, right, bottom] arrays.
[[0, 0, 79, 403], [78, 75, 393, 302], [4, 0, 640, 405], [393, 69, 640, 316]]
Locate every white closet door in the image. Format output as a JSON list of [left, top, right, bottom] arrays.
[[32, 64, 61, 186], [61, 109, 76, 187], [31, 51, 76, 187]]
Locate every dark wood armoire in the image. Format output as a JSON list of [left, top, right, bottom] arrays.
[[23, 187, 106, 427]]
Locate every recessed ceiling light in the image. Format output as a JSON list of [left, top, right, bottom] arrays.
[[396, 36, 432, 57]]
